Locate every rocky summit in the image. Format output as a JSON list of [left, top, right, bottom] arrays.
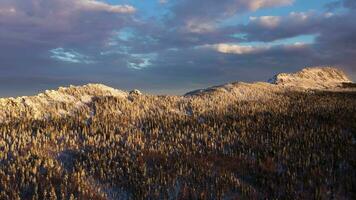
[[268, 67, 351, 89]]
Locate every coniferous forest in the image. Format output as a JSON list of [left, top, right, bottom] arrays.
[[0, 88, 355, 199]]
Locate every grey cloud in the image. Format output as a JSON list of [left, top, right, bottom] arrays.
[[167, 0, 293, 33], [215, 1, 356, 61], [343, 0, 356, 9], [108, 0, 295, 53], [326, 0, 356, 10], [102, 0, 295, 55], [50, 48, 95, 64], [74, 0, 135, 13], [135, 6, 356, 90], [239, 12, 331, 42], [0, 0, 135, 66], [112, 20, 244, 55], [230, 9, 356, 78], [158, 0, 168, 4]]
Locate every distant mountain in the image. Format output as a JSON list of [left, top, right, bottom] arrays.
[[268, 67, 351, 89], [0, 66, 354, 123], [185, 66, 352, 96]]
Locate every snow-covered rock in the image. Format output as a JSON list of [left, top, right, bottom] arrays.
[[0, 84, 127, 123], [269, 67, 351, 89], [129, 89, 142, 96]]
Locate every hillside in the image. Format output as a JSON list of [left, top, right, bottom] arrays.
[[0, 84, 127, 123], [0, 66, 355, 199], [0, 67, 353, 124]]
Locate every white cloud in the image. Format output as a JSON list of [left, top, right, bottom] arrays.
[[250, 16, 281, 28], [282, 42, 309, 50], [159, 0, 168, 4], [170, 0, 294, 34], [242, 11, 333, 42], [127, 53, 157, 70], [0, 7, 16, 15], [249, 0, 294, 11], [75, 0, 136, 13], [248, 12, 316, 28], [206, 42, 308, 55], [185, 20, 216, 33], [50, 48, 95, 64], [208, 44, 268, 54]]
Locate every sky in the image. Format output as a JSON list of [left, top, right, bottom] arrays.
[[0, 0, 355, 96]]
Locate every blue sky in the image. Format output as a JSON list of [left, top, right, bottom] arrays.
[[0, 0, 355, 96]]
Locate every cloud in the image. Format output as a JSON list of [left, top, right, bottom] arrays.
[[326, 0, 356, 10], [240, 12, 332, 42], [127, 53, 157, 70], [0, 0, 135, 16], [229, 9, 356, 77], [103, 1, 296, 54], [0, 7, 16, 15], [343, 0, 356, 9], [205, 42, 308, 55], [0, 0, 135, 47], [75, 0, 136, 13], [207, 44, 268, 54], [158, 0, 168, 4], [50, 48, 95, 64], [249, 16, 281, 28], [248, 0, 294, 11], [168, 0, 294, 33], [0, 0, 135, 68], [185, 20, 216, 33]]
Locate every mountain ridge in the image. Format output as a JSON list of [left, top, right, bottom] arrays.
[[268, 66, 351, 89], [0, 66, 354, 123], [185, 66, 352, 96]]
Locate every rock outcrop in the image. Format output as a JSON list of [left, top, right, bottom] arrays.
[[0, 84, 127, 123], [129, 89, 142, 96], [269, 67, 351, 89]]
